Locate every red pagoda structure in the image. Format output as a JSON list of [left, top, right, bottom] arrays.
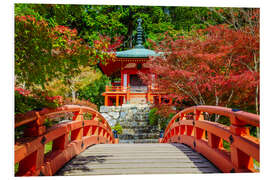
[[99, 19, 170, 106]]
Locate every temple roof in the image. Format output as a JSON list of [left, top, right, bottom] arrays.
[[98, 18, 160, 76], [116, 48, 157, 58]]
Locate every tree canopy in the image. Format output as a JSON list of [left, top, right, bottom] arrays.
[[14, 4, 259, 115], [141, 8, 259, 115]]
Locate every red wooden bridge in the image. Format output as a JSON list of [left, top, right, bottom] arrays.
[[14, 105, 259, 176]]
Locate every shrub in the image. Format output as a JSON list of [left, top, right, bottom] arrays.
[[149, 107, 159, 126], [78, 75, 110, 108], [112, 123, 123, 135], [15, 88, 62, 115], [148, 107, 175, 130]]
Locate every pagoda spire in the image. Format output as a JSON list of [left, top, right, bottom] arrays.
[[135, 18, 144, 49]]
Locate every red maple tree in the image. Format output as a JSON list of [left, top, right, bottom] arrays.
[[141, 9, 259, 114]]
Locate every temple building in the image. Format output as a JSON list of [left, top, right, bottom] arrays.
[[99, 19, 170, 106]]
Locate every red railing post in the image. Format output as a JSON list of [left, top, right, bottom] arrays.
[[230, 115, 253, 171], [23, 112, 46, 137], [180, 114, 185, 136], [71, 109, 83, 141], [194, 110, 205, 140], [17, 112, 46, 176]]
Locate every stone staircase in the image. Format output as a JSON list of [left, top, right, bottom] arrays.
[[118, 104, 159, 143], [100, 104, 160, 143]]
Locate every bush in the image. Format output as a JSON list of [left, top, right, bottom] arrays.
[[149, 108, 159, 126], [149, 107, 175, 130], [78, 75, 110, 108], [15, 88, 62, 115], [112, 123, 123, 135]]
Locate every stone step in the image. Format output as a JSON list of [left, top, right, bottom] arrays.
[[119, 139, 159, 144], [121, 125, 159, 129], [119, 134, 160, 140], [121, 129, 160, 135], [120, 122, 149, 126]]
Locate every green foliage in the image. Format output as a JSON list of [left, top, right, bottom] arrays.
[[15, 90, 59, 115], [15, 4, 114, 89], [216, 116, 231, 126], [44, 141, 53, 154], [15, 163, 19, 174], [149, 107, 159, 126], [43, 118, 60, 128], [112, 123, 123, 135], [253, 159, 260, 171], [78, 74, 110, 108], [19, 4, 218, 49], [223, 140, 230, 151], [149, 107, 174, 130]]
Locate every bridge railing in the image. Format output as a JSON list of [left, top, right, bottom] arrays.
[[160, 105, 259, 173], [15, 105, 116, 176]]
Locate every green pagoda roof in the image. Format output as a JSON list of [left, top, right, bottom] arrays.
[[116, 18, 158, 58], [116, 48, 157, 58]]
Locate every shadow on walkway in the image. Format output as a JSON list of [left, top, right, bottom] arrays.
[[170, 143, 221, 173]]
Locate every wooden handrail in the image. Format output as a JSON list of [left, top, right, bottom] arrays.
[[15, 105, 116, 176], [160, 105, 260, 173]]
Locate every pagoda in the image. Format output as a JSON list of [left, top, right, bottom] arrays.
[[99, 19, 170, 106]]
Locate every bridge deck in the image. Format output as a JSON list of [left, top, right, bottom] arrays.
[[56, 143, 220, 175]]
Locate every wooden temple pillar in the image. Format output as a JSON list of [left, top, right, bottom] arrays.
[[169, 98, 173, 105], [127, 87, 130, 103], [116, 95, 119, 106], [104, 95, 108, 106]]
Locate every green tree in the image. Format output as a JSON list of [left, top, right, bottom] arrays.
[[78, 74, 111, 108]]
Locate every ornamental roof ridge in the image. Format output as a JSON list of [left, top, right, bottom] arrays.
[[116, 18, 159, 58]]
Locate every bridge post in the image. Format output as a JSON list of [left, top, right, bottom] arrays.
[[194, 110, 205, 139], [17, 112, 46, 176], [180, 114, 186, 140], [71, 109, 84, 141], [23, 112, 46, 137], [229, 115, 253, 172]]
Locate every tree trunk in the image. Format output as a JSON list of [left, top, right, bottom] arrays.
[[72, 90, 76, 103], [70, 86, 76, 103], [215, 91, 220, 122]]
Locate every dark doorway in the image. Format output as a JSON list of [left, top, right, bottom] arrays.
[[130, 74, 145, 86]]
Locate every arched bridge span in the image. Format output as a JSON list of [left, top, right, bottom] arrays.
[[14, 105, 259, 176], [15, 105, 116, 176], [160, 105, 259, 173]]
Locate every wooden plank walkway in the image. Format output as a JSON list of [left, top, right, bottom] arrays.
[[55, 143, 220, 175]]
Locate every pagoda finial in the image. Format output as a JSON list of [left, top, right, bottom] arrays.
[[135, 18, 144, 48]]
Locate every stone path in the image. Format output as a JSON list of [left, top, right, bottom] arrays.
[[56, 143, 220, 175]]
